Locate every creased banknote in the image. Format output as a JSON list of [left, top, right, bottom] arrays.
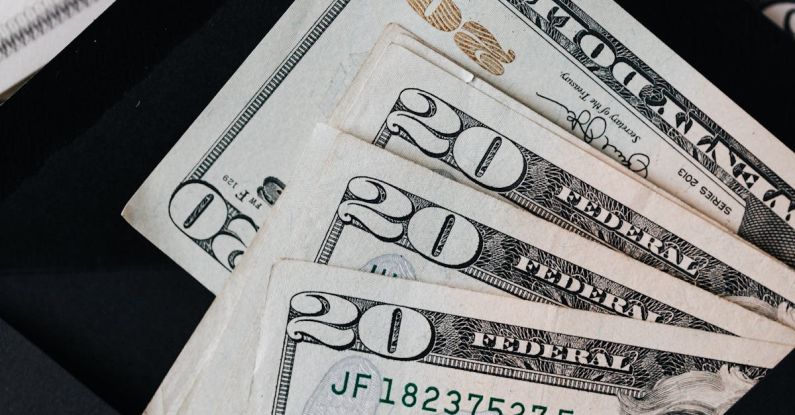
[[0, 0, 114, 100], [143, 127, 795, 415], [123, 0, 795, 293], [250, 260, 793, 414], [331, 32, 795, 329]]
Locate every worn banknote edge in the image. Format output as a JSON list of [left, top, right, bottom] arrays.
[[252, 260, 792, 413], [148, 127, 795, 414], [330, 31, 795, 331], [122, 0, 337, 294], [124, 0, 795, 297], [142, 125, 342, 415]]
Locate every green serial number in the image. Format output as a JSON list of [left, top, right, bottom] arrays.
[[330, 370, 574, 414]]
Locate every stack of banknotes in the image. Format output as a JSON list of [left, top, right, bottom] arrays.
[[122, 1, 795, 414], [0, 0, 114, 101]]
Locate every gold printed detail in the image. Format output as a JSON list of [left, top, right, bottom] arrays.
[[453, 21, 516, 76], [406, 0, 463, 32]]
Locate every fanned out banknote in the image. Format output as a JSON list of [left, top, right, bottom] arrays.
[[143, 127, 795, 415], [250, 260, 793, 415], [0, 0, 114, 100], [330, 29, 795, 329], [123, 0, 795, 295]]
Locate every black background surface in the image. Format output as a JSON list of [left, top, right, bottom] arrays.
[[0, 0, 793, 413]]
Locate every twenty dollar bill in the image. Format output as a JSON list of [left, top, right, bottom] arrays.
[[331, 32, 795, 328], [144, 128, 795, 414], [124, 0, 795, 293], [250, 260, 793, 414]]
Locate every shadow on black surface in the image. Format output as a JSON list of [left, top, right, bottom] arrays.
[[0, 318, 118, 414], [0, 268, 205, 414]]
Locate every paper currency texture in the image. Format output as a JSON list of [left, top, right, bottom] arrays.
[[124, 0, 795, 293], [331, 32, 795, 329], [265, 261, 795, 414], [143, 127, 795, 415]]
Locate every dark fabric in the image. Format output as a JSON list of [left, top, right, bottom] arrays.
[[0, 318, 118, 415]]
